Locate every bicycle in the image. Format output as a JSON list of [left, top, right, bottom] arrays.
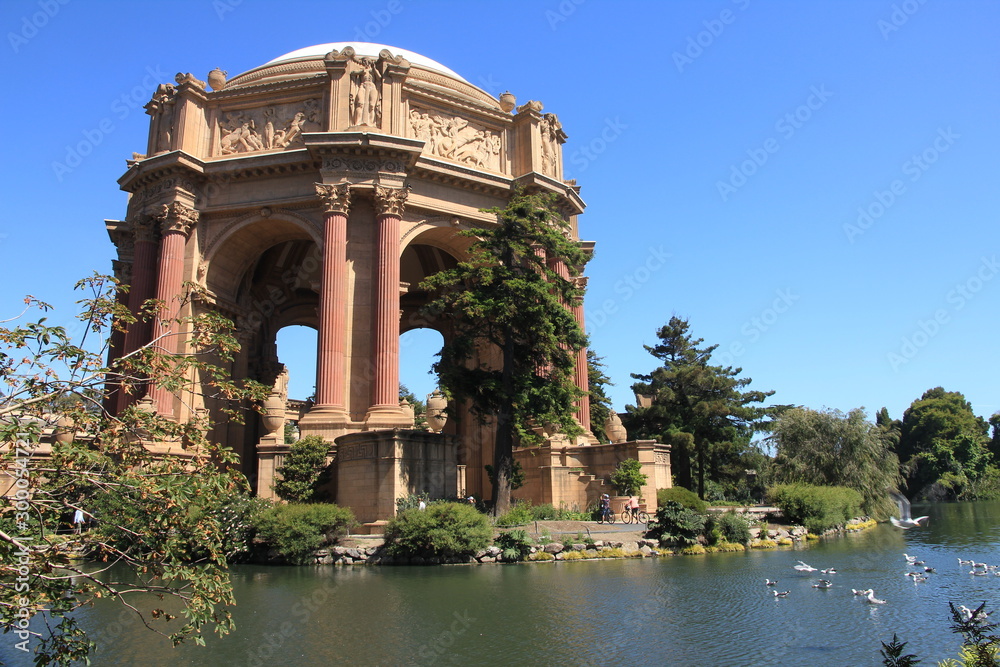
[[621, 508, 650, 525], [596, 506, 616, 524]]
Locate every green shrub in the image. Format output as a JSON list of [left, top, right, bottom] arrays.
[[494, 529, 535, 561], [767, 483, 863, 534], [495, 499, 534, 527], [710, 511, 751, 545], [528, 551, 554, 561], [253, 503, 356, 564], [384, 502, 492, 559], [611, 458, 648, 496], [395, 492, 431, 513], [645, 500, 706, 546], [530, 503, 558, 520], [273, 436, 332, 503], [657, 487, 708, 513]]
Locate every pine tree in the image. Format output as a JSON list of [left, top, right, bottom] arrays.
[[624, 316, 773, 498], [419, 189, 589, 515]]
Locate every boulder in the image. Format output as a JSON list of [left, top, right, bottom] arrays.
[[543, 543, 564, 554]]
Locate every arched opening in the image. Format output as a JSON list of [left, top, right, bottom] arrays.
[[399, 327, 444, 407], [276, 325, 317, 402]]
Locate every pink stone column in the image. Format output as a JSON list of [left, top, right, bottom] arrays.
[[313, 183, 351, 416], [367, 186, 408, 424], [571, 276, 591, 433], [122, 215, 159, 359], [148, 202, 197, 417]]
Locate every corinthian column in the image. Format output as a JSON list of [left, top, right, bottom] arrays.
[[570, 276, 592, 439], [312, 182, 351, 421], [148, 202, 197, 417], [365, 185, 409, 428]]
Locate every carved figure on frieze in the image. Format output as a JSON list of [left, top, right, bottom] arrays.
[[219, 103, 319, 155], [351, 59, 381, 127], [374, 185, 408, 217], [409, 108, 501, 171], [314, 182, 352, 216]]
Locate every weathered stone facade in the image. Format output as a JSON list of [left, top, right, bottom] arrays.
[[104, 43, 669, 522]]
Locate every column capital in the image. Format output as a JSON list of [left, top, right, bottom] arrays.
[[130, 213, 159, 244], [315, 182, 352, 215], [156, 202, 198, 236], [374, 185, 408, 217], [111, 259, 132, 285]]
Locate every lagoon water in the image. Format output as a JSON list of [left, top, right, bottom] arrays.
[[5, 502, 999, 666]]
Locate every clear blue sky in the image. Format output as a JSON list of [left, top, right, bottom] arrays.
[[1, 0, 996, 425]]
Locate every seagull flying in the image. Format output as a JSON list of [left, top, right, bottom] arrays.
[[794, 561, 818, 572], [889, 492, 928, 529]]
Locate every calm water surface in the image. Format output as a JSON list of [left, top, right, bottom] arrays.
[[5, 501, 999, 666]]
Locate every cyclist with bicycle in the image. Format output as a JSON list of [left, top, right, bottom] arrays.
[[598, 493, 612, 523], [627, 495, 640, 520]]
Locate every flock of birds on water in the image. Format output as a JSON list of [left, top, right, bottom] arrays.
[[763, 494, 994, 623]]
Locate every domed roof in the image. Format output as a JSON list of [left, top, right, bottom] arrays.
[[263, 42, 467, 83]]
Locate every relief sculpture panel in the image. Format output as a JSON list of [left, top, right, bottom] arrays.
[[216, 99, 322, 156], [409, 107, 502, 172]]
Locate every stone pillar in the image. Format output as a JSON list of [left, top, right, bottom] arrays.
[[148, 202, 197, 417], [365, 185, 409, 428], [312, 182, 351, 421], [571, 276, 592, 439], [106, 259, 132, 415], [123, 214, 159, 358]]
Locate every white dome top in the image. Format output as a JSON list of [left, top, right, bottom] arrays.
[[264, 42, 467, 83]]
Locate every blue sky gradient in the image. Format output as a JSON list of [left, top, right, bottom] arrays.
[[1, 0, 996, 424]]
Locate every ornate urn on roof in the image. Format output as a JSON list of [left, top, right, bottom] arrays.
[[425, 390, 448, 433]]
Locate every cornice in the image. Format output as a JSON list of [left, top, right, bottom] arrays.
[[404, 83, 509, 124], [512, 172, 586, 215], [412, 155, 512, 198], [206, 75, 328, 104]]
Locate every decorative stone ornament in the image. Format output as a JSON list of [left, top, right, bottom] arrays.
[[315, 182, 352, 215], [499, 91, 516, 113], [604, 412, 627, 444], [207, 68, 227, 91], [425, 390, 448, 433]]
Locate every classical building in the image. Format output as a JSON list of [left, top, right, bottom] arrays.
[[105, 43, 670, 525]]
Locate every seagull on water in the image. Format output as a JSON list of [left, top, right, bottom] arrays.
[[865, 589, 887, 605], [765, 579, 777, 586], [812, 579, 833, 589], [889, 492, 929, 529], [794, 561, 818, 572], [821, 567, 837, 575], [852, 588, 868, 596], [904, 554, 917, 563], [773, 590, 790, 598], [959, 605, 990, 624]]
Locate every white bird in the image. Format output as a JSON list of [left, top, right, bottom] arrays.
[[911, 575, 928, 584], [794, 561, 818, 572], [904, 553, 917, 563], [765, 579, 777, 586], [812, 579, 833, 589], [773, 590, 790, 598], [959, 558, 974, 566], [959, 605, 990, 624], [970, 569, 988, 576], [889, 492, 929, 529], [852, 588, 868, 596], [923, 567, 936, 573], [865, 589, 886, 605], [821, 567, 837, 575]]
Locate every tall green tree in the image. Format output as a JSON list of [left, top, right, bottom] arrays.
[[769, 406, 902, 519], [0, 275, 268, 663], [624, 316, 773, 499], [897, 387, 992, 499], [587, 350, 614, 443], [419, 189, 589, 515]]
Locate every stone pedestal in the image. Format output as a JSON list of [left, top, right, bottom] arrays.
[[335, 429, 458, 524]]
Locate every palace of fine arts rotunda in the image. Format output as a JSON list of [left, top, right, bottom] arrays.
[[103, 42, 670, 525]]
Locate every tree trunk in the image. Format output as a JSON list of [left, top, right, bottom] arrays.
[[492, 323, 517, 517]]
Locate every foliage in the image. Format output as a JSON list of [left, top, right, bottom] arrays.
[[419, 188, 590, 515], [399, 384, 428, 430], [767, 483, 863, 533], [880, 634, 922, 666], [283, 422, 298, 444], [645, 500, 707, 546], [657, 486, 708, 513], [395, 491, 431, 513], [623, 316, 774, 498], [273, 435, 332, 503], [897, 388, 994, 500], [768, 407, 901, 519], [587, 350, 614, 443], [0, 275, 270, 662], [383, 502, 492, 558], [706, 511, 752, 545], [494, 529, 535, 561], [610, 458, 648, 496], [495, 498, 534, 527], [252, 503, 356, 564]]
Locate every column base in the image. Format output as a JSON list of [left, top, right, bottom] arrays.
[[364, 405, 414, 430], [298, 406, 353, 440]]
